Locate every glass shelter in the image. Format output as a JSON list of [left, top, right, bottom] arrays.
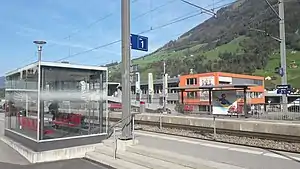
[[5, 61, 108, 151]]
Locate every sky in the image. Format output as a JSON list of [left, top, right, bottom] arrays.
[[0, 0, 234, 76]]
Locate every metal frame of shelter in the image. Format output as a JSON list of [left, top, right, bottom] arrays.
[[170, 84, 258, 115], [4, 61, 108, 151]]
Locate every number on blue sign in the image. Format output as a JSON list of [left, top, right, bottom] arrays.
[[139, 38, 144, 49]]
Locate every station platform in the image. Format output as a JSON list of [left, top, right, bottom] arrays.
[[85, 130, 300, 169], [109, 112, 300, 137], [134, 131, 300, 169], [2, 111, 300, 168], [0, 113, 112, 169]]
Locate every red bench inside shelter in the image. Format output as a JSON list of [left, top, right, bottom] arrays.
[[109, 103, 122, 110], [52, 113, 82, 128], [18, 115, 54, 135]]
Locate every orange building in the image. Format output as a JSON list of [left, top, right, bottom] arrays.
[[179, 72, 265, 110]]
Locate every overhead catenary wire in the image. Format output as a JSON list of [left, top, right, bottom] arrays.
[[79, 31, 187, 64], [56, 12, 203, 61], [19, 0, 140, 66], [10, 0, 233, 75], [44, 0, 140, 49], [180, 0, 216, 16], [264, 0, 280, 19], [67, 0, 177, 42], [20, 0, 174, 66], [49, 0, 175, 51], [56, 1, 233, 62], [133, 0, 177, 20]]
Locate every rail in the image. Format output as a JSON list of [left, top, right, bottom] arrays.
[[108, 114, 300, 143], [108, 111, 140, 159]]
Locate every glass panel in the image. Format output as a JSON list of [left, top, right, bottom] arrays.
[[5, 70, 38, 140], [40, 66, 107, 140]]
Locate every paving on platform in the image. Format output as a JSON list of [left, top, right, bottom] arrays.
[[0, 113, 30, 167], [24, 159, 114, 169], [0, 113, 113, 169], [135, 130, 300, 169], [0, 159, 114, 169], [0, 139, 29, 165]]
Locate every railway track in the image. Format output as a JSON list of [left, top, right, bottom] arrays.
[[110, 117, 300, 143], [109, 117, 300, 153], [144, 121, 300, 143]]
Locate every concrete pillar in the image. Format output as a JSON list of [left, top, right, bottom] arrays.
[[148, 73, 154, 103]]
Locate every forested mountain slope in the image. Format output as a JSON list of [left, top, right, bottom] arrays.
[[109, 0, 300, 88]]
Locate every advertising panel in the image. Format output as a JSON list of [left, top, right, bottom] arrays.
[[199, 76, 214, 101], [212, 90, 239, 115]]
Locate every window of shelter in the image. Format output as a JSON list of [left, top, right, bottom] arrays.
[[5, 65, 107, 141]]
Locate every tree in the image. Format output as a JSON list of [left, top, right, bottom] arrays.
[[0, 88, 5, 99]]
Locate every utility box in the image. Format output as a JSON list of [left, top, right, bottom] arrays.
[[140, 101, 145, 113], [136, 93, 141, 101]]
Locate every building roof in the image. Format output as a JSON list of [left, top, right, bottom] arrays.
[[116, 77, 179, 88], [169, 84, 258, 90], [180, 72, 264, 80], [107, 82, 121, 85], [138, 77, 179, 86], [6, 61, 107, 76]]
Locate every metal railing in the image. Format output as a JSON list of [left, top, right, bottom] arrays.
[[107, 111, 140, 159], [249, 103, 300, 121], [174, 103, 300, 121]]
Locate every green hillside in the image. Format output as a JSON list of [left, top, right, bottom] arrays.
[[108, 0, 300, 89], [254, 50, 300, 88], [130, 36, 247, 81]]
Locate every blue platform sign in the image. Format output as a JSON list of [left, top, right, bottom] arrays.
[[131, 34, 148, 52], [276, 84, 292, 95]]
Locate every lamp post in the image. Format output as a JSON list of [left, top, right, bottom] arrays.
[[33, 40, 46, 141]]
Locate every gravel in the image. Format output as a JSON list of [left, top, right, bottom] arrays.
[[134, 124, 300, 152]]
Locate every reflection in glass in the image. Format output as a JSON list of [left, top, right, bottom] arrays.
[[40, 66, 106, 140], [5, 68, 39, 139], [5, 63, 108, 141]]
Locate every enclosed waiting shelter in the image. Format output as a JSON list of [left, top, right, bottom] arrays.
[[4, 61, 108, 151]]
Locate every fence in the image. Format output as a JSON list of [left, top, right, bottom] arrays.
[[174, 103, 300, 121], [250, 103, 300, 121]]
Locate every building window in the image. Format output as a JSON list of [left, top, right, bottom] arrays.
[[219, 81, 230, 85], [186, 78, 197, 85], [168, 101, 176, 104], [253, 80, 263, 86], [248, 92, 263, 98], [187, 91, 198, 98]]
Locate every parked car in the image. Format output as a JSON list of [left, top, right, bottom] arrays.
[[155, 108, 171, 114]]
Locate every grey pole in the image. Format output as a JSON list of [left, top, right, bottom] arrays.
[[279, 0, 288, 113], [37, 46, 41, 141], [162, 61, 166, 111], [33, 40, 46, 141], [38, 46, 42, 140], [120, 0, 132, 140]]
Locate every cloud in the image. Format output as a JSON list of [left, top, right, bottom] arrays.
[[15, 28, 42, 37], [50, 13, 64, 21]]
